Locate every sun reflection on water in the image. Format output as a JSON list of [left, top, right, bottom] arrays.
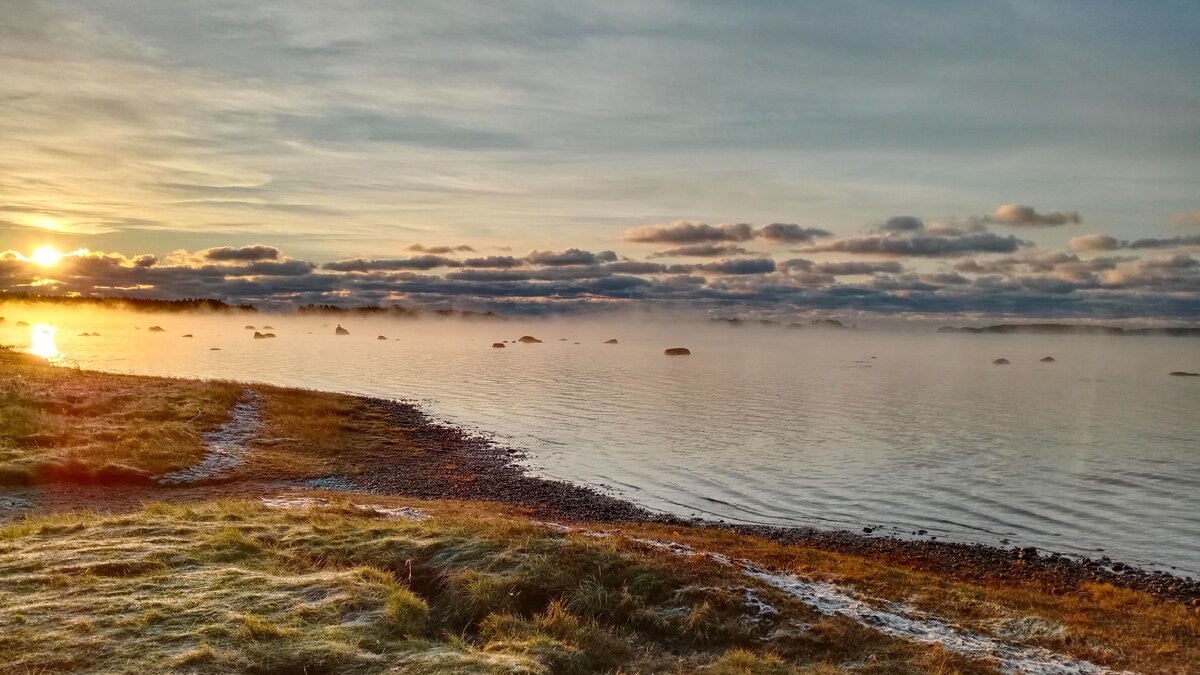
[[29, 323, 60, 361]]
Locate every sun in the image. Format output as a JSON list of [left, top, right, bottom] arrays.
[[29, 246, 63, 266]]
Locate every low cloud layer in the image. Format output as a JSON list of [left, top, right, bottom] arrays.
[[624, 221, 830, 245], [798, 232, 1028, 257], [1069, 233, 1200, 251], [3, 236, 1197, 321], [986, 205, 1082, 228]]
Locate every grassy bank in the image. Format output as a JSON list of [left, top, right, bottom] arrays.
[[1, 347, 1197, 673]]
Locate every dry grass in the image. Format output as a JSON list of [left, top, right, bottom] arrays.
[[0, 348, 411, 485], [0, 499, 999, 674], [0, 349, 243, 484]]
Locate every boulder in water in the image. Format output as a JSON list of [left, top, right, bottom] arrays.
[[604, 339, 618, 344], [148, 326, 165, 332], [1168, 371, 1199, 377], [492, 342, 506, 348], [664, 347, 691, 356], [377, 335, 388, 340], [253, 331, 267, 339], [993, 358, 1010, 365], [518, 335, 542, 344], [335, 325, 350, 336], [1040, 356, 1056, 362]]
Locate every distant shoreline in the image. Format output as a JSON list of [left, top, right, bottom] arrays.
[[938, 323, 1200, 337]]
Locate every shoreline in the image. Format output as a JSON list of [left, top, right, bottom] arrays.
[[3, 361, 1198, 608]]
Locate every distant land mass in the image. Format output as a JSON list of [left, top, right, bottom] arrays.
[[938, 324, 1200, 337], [712, 318, 859, 330], [0, 292, 256, 314], [0, 293, 503, 320], [295, 304, 502, 320]]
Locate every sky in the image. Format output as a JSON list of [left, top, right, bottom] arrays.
[[1, 0, 1198, 320]]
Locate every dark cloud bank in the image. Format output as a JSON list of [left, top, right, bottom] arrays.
[[3, 224, 1199, 320]]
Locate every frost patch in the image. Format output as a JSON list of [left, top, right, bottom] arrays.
[[160, 389, 262, 484], [623, 537, 1126, 675], [259, 496, 429, 520]]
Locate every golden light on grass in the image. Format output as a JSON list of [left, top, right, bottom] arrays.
[[28, 323, 59, 361], [28, 246, 63, 266]]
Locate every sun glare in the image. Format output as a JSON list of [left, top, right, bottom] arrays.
[[29, 323, 60, 361], [29, 246, 63, 266]]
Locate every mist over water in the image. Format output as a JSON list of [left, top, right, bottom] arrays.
[[3, 305, 1198, 573]]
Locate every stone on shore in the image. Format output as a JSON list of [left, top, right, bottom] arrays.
[[665, 347, 691, 356]]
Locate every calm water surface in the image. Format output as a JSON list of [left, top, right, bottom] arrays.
[[4, 309, 1198, 573]]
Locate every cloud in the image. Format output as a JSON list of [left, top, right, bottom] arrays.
[[202, 245, 281, 262], [798, 233, 1028, 257], [667, 258, 777, 275], [524, 248, 617, 266], [649, 243, 749, 258], [624, 221, 829, 245], [814, 261, 904, 275], [407, 243, 476, 254], [1068, 234, 1120, 252], [606, 261, 668, 274], [879, 216, 925, 232], [322, 255, 463, 271], [624, 221, 755, 243], [755, 223, 831, 243], [462, 255, 524, 268], [986, 204, 1081, 227], [1069, 233, 1200, 251]]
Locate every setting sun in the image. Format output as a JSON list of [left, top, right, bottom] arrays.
[[28, 246, 63, 266]]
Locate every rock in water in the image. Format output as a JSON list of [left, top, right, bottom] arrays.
[[604, 339, 618, 344], [1168, 371, 1199, 377], [664, 347, 691, 356], [263, 333, 276, 338], [993, 358, 1010, 365], [518, 335, 542, 343], [1040, 356, 1056, 362], [492, 343, 506, 348], [181, 334, 193, 338], [148, 326, 165, 332], [244, 325, 256, 330], [335, 325, 350, 336], [253, 331, 267, 340], [262, 326, 275, 330], [377, 335, 388, 340], [90, 332, 100, 336]]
